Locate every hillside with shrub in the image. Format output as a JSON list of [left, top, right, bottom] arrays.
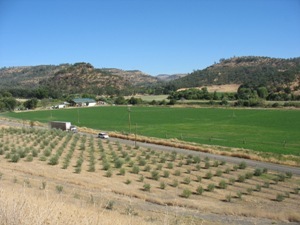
[[0, 63, 158, 98], [169, 56, 300, 92], [0, 56, 300, 100]]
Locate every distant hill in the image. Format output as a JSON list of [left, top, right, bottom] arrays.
[[170, 56, 300, 92], [156, 73, 188, 82], [0, 63, 158, 96], [1, 56, 300, 97]]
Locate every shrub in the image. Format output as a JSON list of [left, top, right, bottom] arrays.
[[224, 167, 230, 174], [106, 169, 113, 177], [48, 155, 59, 165], [220, 160, 226, 165], [277, 173, 286, 182], [172, 179, 179, 187], [196, 175, 202, 182], [128, 161, 134, 167], [156, 164, 163, 170], [193, 156, 201, 163], [160, 181, 166, 189], [219, 180, 227, 189], [105, 200, 115, 210], [132, 165, 140, 174], [294, 187, 299, 194], [225, 194, 232, 202], [143, 183, 151, 192], [285, 171, 293, 179], [263, 181, 270, 188], [276, 193, 285, 202], [245, 172, 253, 179], [238, 175, 245, 183], [246, 188, 253, 195], [43, 148, 51, 157], [119, 168, 126, 176], [138, 175, 144, 182], [114, 158, 124, 168], [256, 184, 262, 192], [11, 153, 20, 163], [151, 170, 160, 180], [163, 170, 170, 178], [205, 171, 213, 179], [195, 164, 201, 171], [102, 162, 111, 171], [26, 154, 33, 162], [215, 169, 222, 177], [213, 161, 219, 167], [204, 162, 210, 169], [181, 189, 192, 198], [159, 156, 166, 163], [56, 185, 63, 193], [196, 185, 203, 195], [75, 166, 81, 174], [31, 149, 38, 157], [236, 191, 242, 199], [207, 184, 215, 192], [125, 179, 131, 185], [183, 176, 191, 184], [167, 162, 173, 169], [254, 168, 262, 176], [144, 165, 151, 172], [174, 170, 181, 176], [284, 191, 290, 198], [232, 165, 238, 171], [139, 158, 146, 166], [239, 161, 247, 169], [229, 177, 235, 185]]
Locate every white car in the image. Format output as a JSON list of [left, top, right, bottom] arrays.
[[98, 132, 109, 139]]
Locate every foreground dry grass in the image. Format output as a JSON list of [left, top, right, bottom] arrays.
[[0, 125, 300, 224], [0, 167, 214, 225]]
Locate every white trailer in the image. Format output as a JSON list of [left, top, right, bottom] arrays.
[[49, 121, 77, 132]]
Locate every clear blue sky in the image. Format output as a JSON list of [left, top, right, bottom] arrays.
[[0, 0, 299, 75]]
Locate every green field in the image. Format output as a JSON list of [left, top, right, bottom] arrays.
[[3, 106, 300, 156]]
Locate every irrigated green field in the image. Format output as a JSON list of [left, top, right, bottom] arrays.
[[3, 106, 300, 156]]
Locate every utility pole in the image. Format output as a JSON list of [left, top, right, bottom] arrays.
[[77, 108, 80, 123], [135, 123, 137, 148], [128, 107, 131, 133]]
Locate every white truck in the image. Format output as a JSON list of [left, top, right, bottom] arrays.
[[49, 121, 77, 132]]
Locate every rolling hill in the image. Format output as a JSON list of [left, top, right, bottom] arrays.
[[0, 56, 300, 97], [170, 56, 300, 92], [0, 63, 158, 96]]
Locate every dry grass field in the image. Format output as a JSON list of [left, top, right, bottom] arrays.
[[0, 125, 299, 224]]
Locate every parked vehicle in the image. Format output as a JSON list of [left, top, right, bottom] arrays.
[[98, 132, 109, 139], [49, 121, 77, 132]]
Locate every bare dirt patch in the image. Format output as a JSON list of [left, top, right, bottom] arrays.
[[177, 84, 240, 93]]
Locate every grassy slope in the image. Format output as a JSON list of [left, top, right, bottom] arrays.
[[3, 106, 300, 155]]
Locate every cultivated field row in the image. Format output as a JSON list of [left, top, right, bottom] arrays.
[[0, 126, 300, 223]]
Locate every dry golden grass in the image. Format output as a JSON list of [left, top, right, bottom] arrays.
[[1, 124, 300, 224], [0, 181, 157, 225]]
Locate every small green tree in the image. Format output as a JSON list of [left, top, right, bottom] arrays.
[[143, 183, 151, 192]]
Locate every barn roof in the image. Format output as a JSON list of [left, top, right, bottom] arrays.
[[72, 98, 96, 103]]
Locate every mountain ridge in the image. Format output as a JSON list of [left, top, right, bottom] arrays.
[[0, 56, 299, 97]]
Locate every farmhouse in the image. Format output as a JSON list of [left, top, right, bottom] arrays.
[[71, 98, 97, 107], [53, 102, 69, 109]]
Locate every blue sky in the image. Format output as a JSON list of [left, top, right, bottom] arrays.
[[0, 0, 299, 75]]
